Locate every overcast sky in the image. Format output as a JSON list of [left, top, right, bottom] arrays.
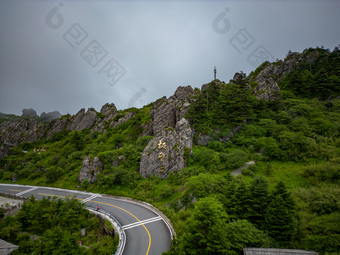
[[0, 0, 339, 115]]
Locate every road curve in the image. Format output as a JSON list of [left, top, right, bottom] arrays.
[[0, 184, 173, 255]]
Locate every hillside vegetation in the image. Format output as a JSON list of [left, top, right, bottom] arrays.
[[1, 46, 340, 254]]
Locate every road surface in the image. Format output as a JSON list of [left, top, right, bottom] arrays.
[[0, 184, 172, 255]]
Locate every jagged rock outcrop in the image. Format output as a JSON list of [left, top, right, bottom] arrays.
[[250, 51, 321, 100], [110, 112, 135, 128], [40, 111, 62, 121], [253, 76, 281, 100], [0, 119, 45, 147], [0, 118, 46, 161], [140, 86, 197, 178], [78, 156, 103, 184], [91, 103, 118, 133], [67, 108, 99, 131], [0, 104, 124, 162], [150, 97, 176, 136], [46, 118, 69, 139], [22, 108, 38, 118], [140, 118, 193, 179], [170, 86, 197, 123], [100, 103, 117, 116], [229, 72, 244, 84], [150, 86, 198, 136]]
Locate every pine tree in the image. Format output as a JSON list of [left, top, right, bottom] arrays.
[[271, 181, 295, 212], [247, 176, 269, 229], [181, 197, 230, 254], [265, 195, 295, 244], [229, 181, 250, 219]]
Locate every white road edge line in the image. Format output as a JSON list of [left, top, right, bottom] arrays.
[[123, 216, 162, 230], [16, 187, 37, 196], [82, 194, 101, 203], [122, 216, 162, 228]]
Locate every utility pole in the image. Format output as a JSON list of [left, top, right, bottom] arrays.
[[214, 66, 216, 80]]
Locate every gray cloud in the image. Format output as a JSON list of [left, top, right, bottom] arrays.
[[1, 0, 340, 115]]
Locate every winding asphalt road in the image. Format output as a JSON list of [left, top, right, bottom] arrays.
[[0, 184, 172, 255]]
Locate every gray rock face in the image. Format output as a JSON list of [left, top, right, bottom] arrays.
[[110, 112, 135, 128], [78, 156, 103, 184], [253, 76, 281, 100], [22, 108, 38, 118], [46, 118, 69, 139], [229, 72, 243, 84], [196, 133, 211, 146], [100, 103, 117, 115], [250, 51, 320, 100], [0, 119, 45, 147], [0, 119, 45, 161], [170, 86, 195, 102], [140, 86, 197, 178], [0, 104, 116, 162], [40, 111, 62, 121], [140, 118, 193, 179], [67, 108, 99, 131], [91, 103, 118, 133], [150, 86, 197, 136], [150, 97, 176, 136]]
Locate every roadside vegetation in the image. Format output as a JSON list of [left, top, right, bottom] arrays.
[[1, 46, 340, 254], [0, 196, 118, 254]]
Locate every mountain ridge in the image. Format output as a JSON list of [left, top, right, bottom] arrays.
[[1, 45, 340, 254]]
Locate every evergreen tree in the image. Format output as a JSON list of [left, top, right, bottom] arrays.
[[265, 195, 295, 244], [181, 197, 230, 254], [271, 181, 295, 212], [248, 176, 269, 229], [229, 181, 250, 219], [70, 131, 84, 151]]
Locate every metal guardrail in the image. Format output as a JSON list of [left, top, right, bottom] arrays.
[[87, 206, 126, 255]]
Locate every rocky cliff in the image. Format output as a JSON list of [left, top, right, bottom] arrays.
[[0, 50, 321, 178], [140, 118, 193, 179], [249, 50, 321, 100], [139, 86, 197, 178], [78, 156, 103, 184], [0, 104, 118, 161]]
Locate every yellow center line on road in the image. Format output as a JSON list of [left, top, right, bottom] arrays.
[[39, 193, 66, 198], [10, 189, 22, 192], [37, 193, 152, 255], [92, 200, 152, 255]]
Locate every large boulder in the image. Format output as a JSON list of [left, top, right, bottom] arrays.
[[40, 111, 62, 121], [22, 108, 38, 118], [140, 118, 193, 179], [78, 156, 103, 184]]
